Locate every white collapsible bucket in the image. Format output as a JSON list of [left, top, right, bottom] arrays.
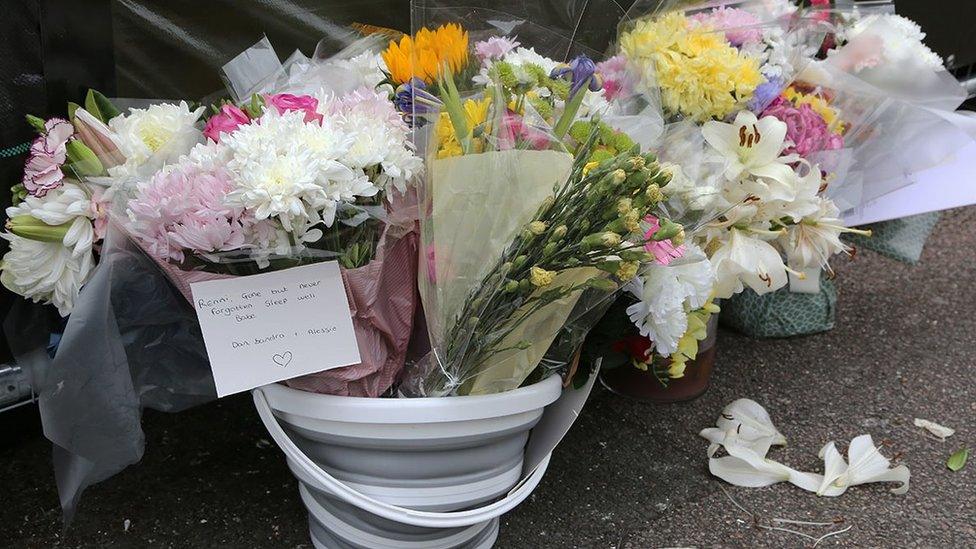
[[253, 375, 564, 548]]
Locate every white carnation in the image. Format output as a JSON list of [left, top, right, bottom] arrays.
[[626, 244, 714, 357]]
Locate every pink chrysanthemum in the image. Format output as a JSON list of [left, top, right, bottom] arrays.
[[127, 165, 247, 262], [690, 7, 763, 47]]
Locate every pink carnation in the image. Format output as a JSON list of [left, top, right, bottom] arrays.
[[127, 166, 247, 263], [690, 7, 763, 46], [204, 104, 250, 143], [265, 93, 323, 124], [23, 118, 74, 197], [643, 215, 685, 266], [762, 97, 844, 158], [474, 36, 520, 62]]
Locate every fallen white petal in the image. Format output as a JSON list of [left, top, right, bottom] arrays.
[[717, 398, 788, 449], [816, 435, 910, 496], [913, 418, 955, 439]]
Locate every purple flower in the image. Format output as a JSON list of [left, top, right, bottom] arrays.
[[550, 55, 604, 97], [23, 118, 75, 198], [394, 78, 443, 124], [748, 77, 786, 113]]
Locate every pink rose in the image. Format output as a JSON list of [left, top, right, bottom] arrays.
[[203, 104, 250, 143], [762, 97, 844, 158], [23, 118, 74, 197], [643, 215, 685, 266], [264, 93, 323, 124]]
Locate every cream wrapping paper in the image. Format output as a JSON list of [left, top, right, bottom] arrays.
[[422, 148, 587, 394]]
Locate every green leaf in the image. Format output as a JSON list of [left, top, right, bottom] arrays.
[[67, 102, 82, 122], [25, 114, 47, 133], [947, 448, 970, 472], [84, 89, 121, 124], [65, 140, 104, 177]]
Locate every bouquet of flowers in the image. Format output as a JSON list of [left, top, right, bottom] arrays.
[[583, 0, 973, 385], [384, 18, 686, 396], [2, 92, 205, 316]]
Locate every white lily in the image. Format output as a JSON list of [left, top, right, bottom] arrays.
[[816, 435, 911, 496], [702, 111, 798, 186], [709, 228, 789, 298]]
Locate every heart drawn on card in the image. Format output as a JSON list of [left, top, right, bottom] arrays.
[[272, 351, 293, 368]]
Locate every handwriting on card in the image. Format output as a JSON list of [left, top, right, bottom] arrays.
[[191, 262, 361, 397]]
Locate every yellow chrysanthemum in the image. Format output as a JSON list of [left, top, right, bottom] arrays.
[[783, 87, 846, 135], [621, 13, 762, 121], [382, 24, 469, 85], [435, 97, 491, 158]]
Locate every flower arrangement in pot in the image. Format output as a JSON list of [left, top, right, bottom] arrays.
[[253, 19, 693, 546]]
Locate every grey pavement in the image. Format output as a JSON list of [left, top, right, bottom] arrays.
[[3, 208, 975, 548]]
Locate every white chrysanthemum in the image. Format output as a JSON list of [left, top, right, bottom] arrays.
[[108, 101, 205, 178], [847, 14, 943, 70], [625, 244, 715, 356], [1, 183, 96, 316], [319, 88, 423, 194], [220, 109, 375, 236]]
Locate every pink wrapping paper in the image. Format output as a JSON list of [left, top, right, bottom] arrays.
[[147, 218, 420, 398]]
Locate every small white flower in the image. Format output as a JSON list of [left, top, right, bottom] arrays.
[[816, 435, 911, 496]]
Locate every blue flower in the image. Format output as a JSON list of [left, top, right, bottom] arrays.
[[550, 55, 604, 97], [394, 78, 443, 123]]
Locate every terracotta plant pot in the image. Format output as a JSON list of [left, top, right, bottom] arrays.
[[599, 314, 719, 403]]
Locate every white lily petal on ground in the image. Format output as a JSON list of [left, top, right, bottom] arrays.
[[717, 398, 788, 448], [709, 441, 824, 492], [816, 435, 910, 496], [913, 418, 955, 440]]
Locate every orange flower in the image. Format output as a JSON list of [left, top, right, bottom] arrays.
[[382, 24, 469, 85]]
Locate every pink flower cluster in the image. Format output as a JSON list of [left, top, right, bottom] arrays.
[[762, 97, 843, 158], [203, 93, 324, 143], [265, 93, 323, 124], [474, 36, 520, 62], [498, 112, 551, 151], [204, 104, 250, 143], [643, 216, 685, 266], [23, 118, 74, 197], [690, 7, 763, 46], [596, 55, 632, 102], [127, 165, 247, 262]]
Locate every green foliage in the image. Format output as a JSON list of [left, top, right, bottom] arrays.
[[84, 89, 122, 124]]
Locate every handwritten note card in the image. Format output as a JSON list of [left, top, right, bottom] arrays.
[[191, 262, 361, 397]]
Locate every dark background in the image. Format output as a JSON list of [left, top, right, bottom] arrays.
[[2, 0, 975, 364]]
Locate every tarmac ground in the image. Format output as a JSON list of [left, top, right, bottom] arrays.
[[2, 208, 974, 548]]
